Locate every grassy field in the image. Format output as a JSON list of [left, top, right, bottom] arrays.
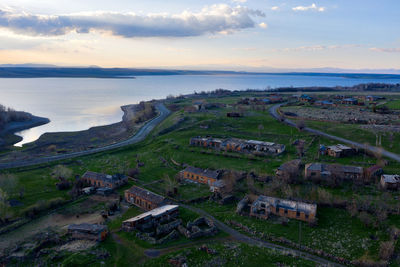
[[193, 201, 399, 261], [306, 120, 400, 155], [143, 242, 317, 267], [2, 94, 400, 266], [386, 99, 400, 110]]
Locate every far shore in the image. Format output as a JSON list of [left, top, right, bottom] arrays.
[[0, 115, 50, 138]]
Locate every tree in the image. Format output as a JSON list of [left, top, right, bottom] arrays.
[[379, 241, 395, 261], [0, 174, 18, 196], [163, 175, 178, 196], [221, 170, 238, 194], [296, 120, 305, 131], [52, 165, 73, 179], [0, 188, 12, 224], [257, 124, 264, 137]]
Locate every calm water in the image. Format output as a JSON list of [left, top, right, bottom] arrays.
[[0, 74, 399, 146]]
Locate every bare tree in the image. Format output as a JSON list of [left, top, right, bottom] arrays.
[[296, 120, 305, 131], [163, 174, 178, 196], [257, 124, 264, 137], [0, 174, 18, 196], [0, 188, 12, 224], [379, 241, 395, 261], [52, 165, 73, 180]]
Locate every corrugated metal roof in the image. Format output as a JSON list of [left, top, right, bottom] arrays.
[[123, 205, 179, 223]]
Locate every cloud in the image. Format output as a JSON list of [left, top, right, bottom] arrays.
[[292, 3, 326, 12], [232, 0, 247, 3], [258, 22, 268, 29], [271, 6, 280, 11], [370, 47, 400, 53], [0, 4, 265, 38], [275, 44, 360, 52]]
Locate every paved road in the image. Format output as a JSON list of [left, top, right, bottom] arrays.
[[180, 204, 345, 267], [0, 103, 171, 170], [269, 103, 400, 163]]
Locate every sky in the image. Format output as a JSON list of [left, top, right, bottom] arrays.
[[0, 0, 399, 71]]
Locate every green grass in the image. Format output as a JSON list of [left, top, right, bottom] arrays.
[[386, 99, 400, 110], [143, 242, 317, 267], [306, 120, 400, 155], [193, 201, 395, 261], [3, 94, 400, 265]]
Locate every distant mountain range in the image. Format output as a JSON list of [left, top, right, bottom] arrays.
[[0, 65, 400, 79]]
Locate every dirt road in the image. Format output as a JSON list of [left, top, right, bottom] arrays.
[[269, 103, 400, 163]]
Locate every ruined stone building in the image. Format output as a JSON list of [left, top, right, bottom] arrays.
[[81, 171, 127, 189], [122, 205, 179, 232], [190, 137, 222, 149], [325, 144, 355, 158], [181, 166, 221, 185], [250, 195, 317, 223], [190, 136, 285, 156], [125, 185, 168, 211], [380, 174, 400, 190], [304, 163, 364, 181], [276, 159, 303, 181], [67, 223, 108, 242]]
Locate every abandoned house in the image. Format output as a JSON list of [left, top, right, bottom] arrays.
[[190, 136, 285, 156], [325, 144, 355, 158], [305, 163, 364, 181], [125, 185, 168, 211], [315, 100, 335, 107], [190, 137, 223, 149], [250, 195, 317, 223], [81, 171, 127, 189], [67, 223, 108, 242], [122, 205, 179, 232], [268, 96, 284, 103], [341, 98, 358, 105], [276, 159, 303, 181], [299, 94, 314, 103], [181, 166, 221, 186], [380, 174, 400, 190]]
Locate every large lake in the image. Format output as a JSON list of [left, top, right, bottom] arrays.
[[1, 74, 399, 146]]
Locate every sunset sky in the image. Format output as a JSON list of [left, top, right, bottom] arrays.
[[0, 0, 399, 71]]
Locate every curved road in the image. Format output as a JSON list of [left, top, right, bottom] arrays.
[[270, 103, 400, 163], [0, 103, 171, 170], [180, 204, 345, 267]]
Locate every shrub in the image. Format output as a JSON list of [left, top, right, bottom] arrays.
[[358, 212, 373, 228], [22, 197, 66, 218]]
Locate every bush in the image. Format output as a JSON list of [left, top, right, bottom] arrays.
[[22, 197, 66, 218], [358, 212, 373, 228], [56, 180, 71, 190]]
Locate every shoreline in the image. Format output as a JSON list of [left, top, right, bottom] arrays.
[[0, 102, 157, 162], [0, 116, 50, 147]]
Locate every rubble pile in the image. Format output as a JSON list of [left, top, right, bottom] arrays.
[[283, 106, 399, 124]]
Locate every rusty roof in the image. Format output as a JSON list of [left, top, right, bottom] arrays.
[[184, 166, 221, 180], [126, 185, 165, 204]]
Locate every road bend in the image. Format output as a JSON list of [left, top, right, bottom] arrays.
[[180, 204, 345, 267], [0, 103, 171, 170], [269, 103, 400, 163]]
